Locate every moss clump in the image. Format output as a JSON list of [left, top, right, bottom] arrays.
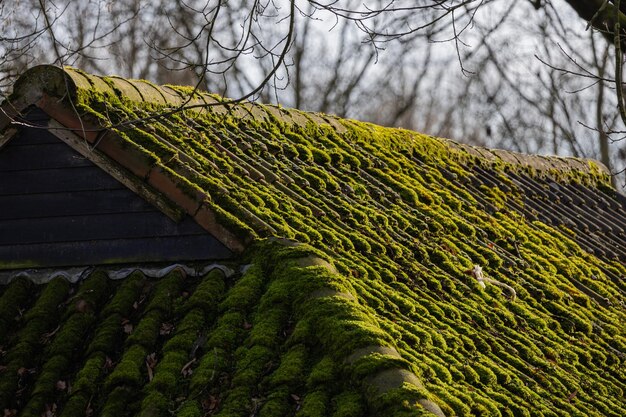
[[61, 353, 106, 417], [0, 278, 70, 409], [105, 344, 147, 389], [101, 386, 136, 417], [269, 345, 308, 387], [0, 278, 34, 340], [330, 391, 365, 417]]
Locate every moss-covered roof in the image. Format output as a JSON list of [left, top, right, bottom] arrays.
[[1, 65, 626, 417]]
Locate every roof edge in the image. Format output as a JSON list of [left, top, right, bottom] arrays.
[[445, 138, 611, 182], [3, 65, 615, 192], [339, 118, 613, 189], [1, 66, 69, 132]]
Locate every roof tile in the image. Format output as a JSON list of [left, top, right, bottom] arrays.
[[2, 66, 626, 416]]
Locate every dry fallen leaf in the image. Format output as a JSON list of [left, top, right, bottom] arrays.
[[201, 395, 220, 414], [41, 403, 56, 417], [146, 353, 157, 367], [440, 242, 457, 256], [146, 353, 157, 381], [567, 390, 578, 402], [16, 368, 26, 376], [40, 325, 61, 344], [75, 299, 90, 313], [181, 358, 196, 378], [85, 400, 93, 417], [55, 380, 67, 391], [159, 322, 174, 336], [103, 356, 115, 372], [121, 318, 133, 334], [14, 308, 25, 321]]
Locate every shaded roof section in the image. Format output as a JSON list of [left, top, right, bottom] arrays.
[[1, 242, 444, 417], [1, 66, 626, 416]]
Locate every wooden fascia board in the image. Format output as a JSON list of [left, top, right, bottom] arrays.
[[0, 128, 18, 151], [0, 96, 40, 150], [0, 95, 40, 133]]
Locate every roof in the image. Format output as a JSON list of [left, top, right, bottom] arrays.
[[1, 65, 626, 417]]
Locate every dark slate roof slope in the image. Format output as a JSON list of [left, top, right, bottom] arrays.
[[1, 66, 626, 416]]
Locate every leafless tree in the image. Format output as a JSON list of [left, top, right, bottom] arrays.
[[3, 0, 626, 185]]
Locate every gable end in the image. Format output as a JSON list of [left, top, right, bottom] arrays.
[[0, 108, 234, 270]]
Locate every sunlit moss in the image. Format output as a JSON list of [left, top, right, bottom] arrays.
[[3, 67, 625, 416]]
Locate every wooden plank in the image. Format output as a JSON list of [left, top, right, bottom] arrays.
[[6, 127, 60, 146], [1, 108, 52, 149], [23, 106, 50, 123], [47, 120, 184, 221], [0, 142, 92, 171], [0, 166, 123, 195], [0, 235, 234, 270], [0, 128, 18, 151], [0, 189, 157, 220], [0, 212, 208, 245]]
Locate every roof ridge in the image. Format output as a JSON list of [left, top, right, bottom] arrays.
[[2, 65, 612, 186]]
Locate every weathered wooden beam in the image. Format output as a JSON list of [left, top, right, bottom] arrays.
[[0, 128, 17, 151]]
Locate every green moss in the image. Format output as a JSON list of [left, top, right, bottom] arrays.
[[0, 278, 34, 340], [48, 312, 96, 357], [258, 388, 293, 417], [176, 400, 202, 417], [105, 344, 148, 390], [297, 390, 329, 417], [139, 391, 169, 417], [220, 265, 265, 310], [350, 353, 413, 381], [101, 386, 136, 417], [87, 313, 124, 356], [100, 272, 144, 316], [311, 148, 332, 165], [62, 353, 106, 417], [0, 278, 70, 407], [246, 308, 287, 348], [269, 345, 308, 387], [6, 67, 626, 417], [330, 391, 364, 417], [307, 356, 338, 387], [295, 143, 314, 162], [23, 277, 70, 323], [206, 201, 257, 242], [372, 383, 440, 416], [144, 269, 185, 314], [125, 310, 162, 348]]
